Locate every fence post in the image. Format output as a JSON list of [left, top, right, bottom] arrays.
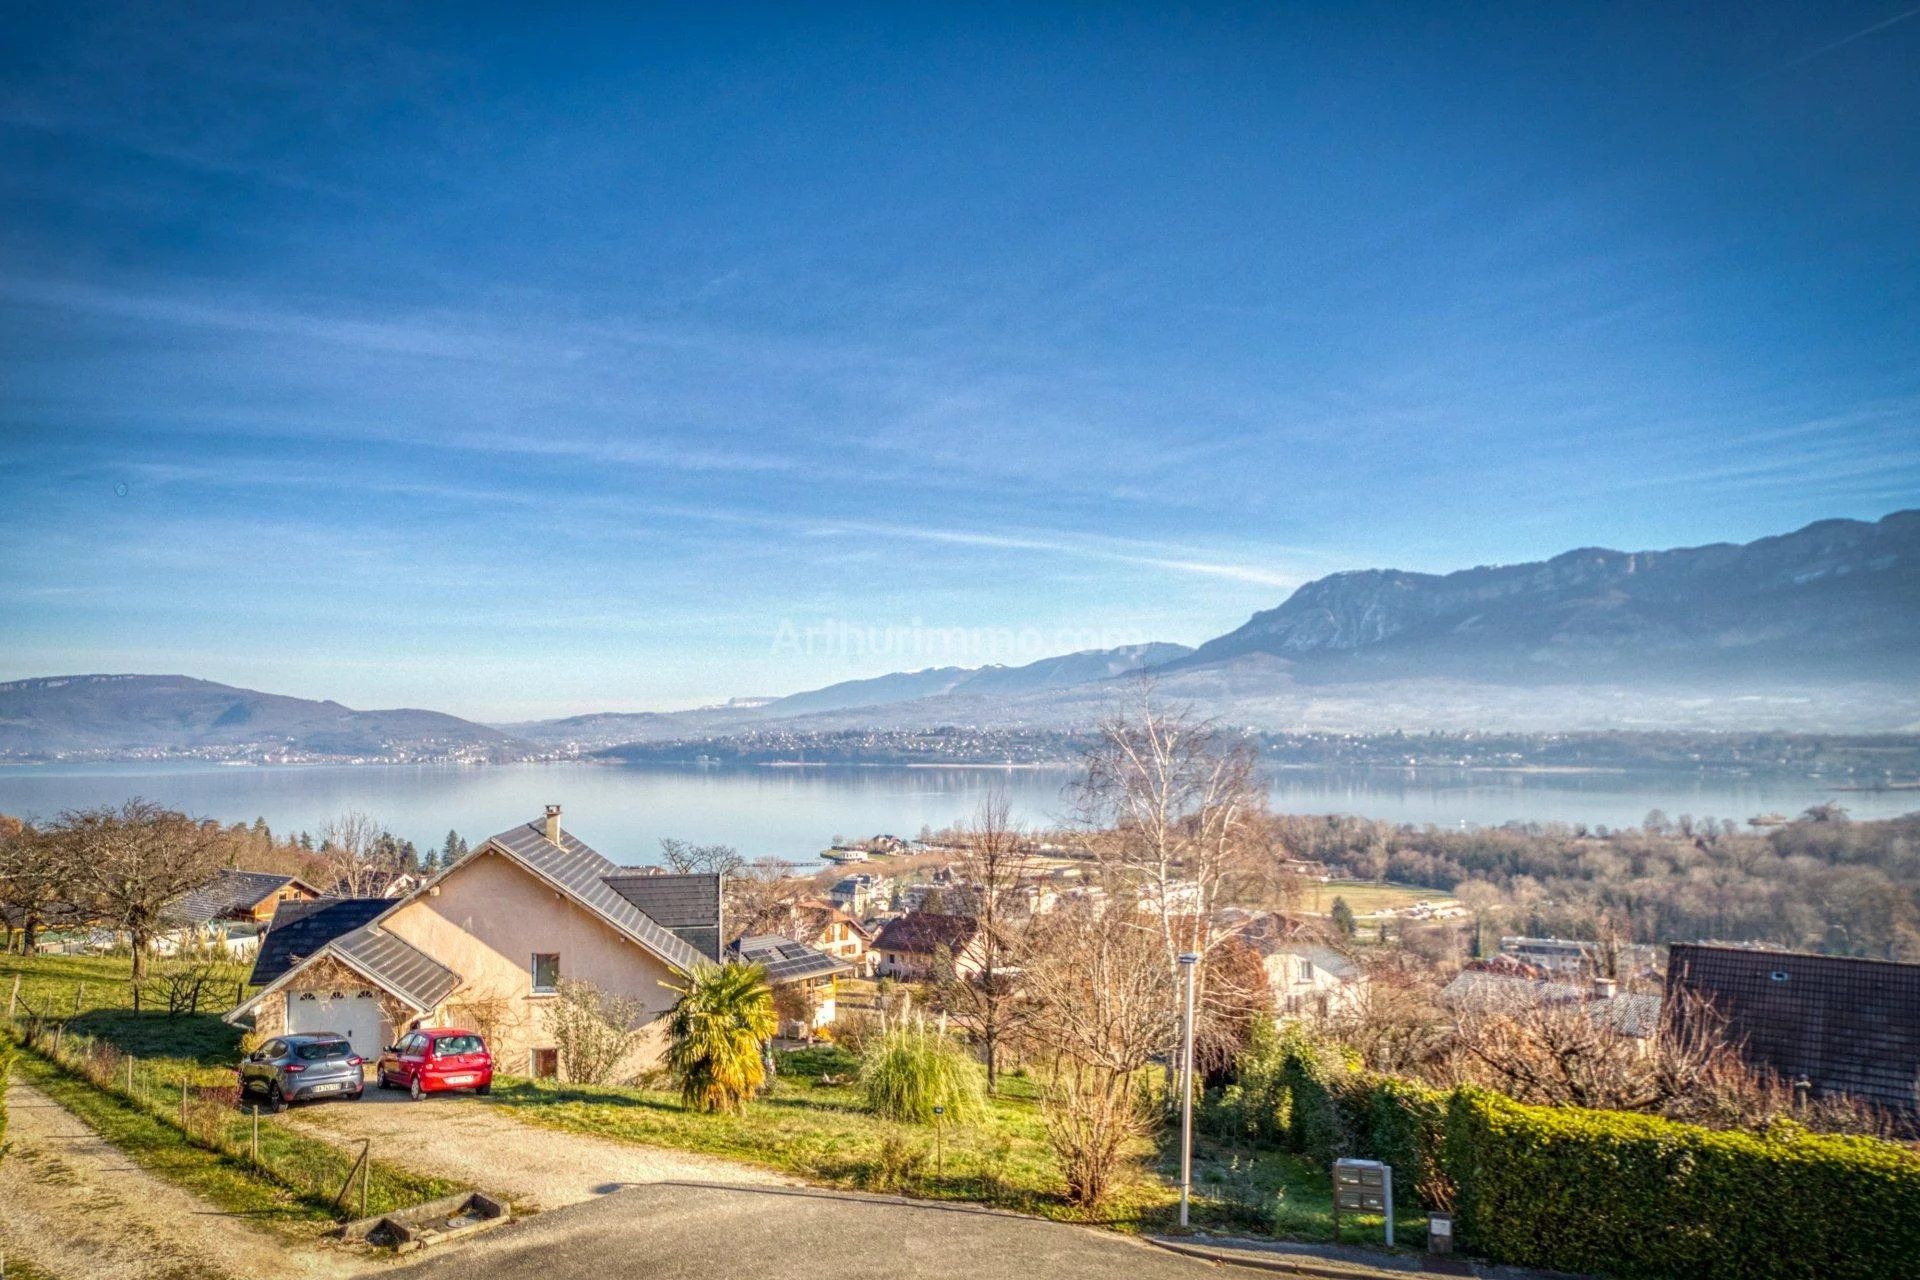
[[252, 1106, 260, 1165], [75, 982, 85, 1015], [126, 1053, 135, 1094], [360, 1138, 371, 1219], [53, 1022, 63, 1055], [179, 1078, 188, 1128], [7, 973, 18, 1020]]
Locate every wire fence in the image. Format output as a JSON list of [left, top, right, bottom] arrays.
[[8, 1011, 454, 1220]]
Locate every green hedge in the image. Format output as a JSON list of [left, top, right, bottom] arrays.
[[1208, 1023, 1920, 1279], [1442, 1087, 1920, 1280]]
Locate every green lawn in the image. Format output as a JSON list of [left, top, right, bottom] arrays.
[[4, 954, 1393, 1246], [485, 1046, 1374, 1237], [1298, 880, 1455, 919], [3, 953, 461, 1223]]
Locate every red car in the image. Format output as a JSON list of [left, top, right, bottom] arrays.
[[376, 1027, 494, 1100]]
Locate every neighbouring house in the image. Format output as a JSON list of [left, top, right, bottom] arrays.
[[228, 806, 719, 1079], [826, 873, 889, 918], [1500, 935, 1659, 978], [158, 869, 322, 957], [1441, 963, 1663, 1039], [1667, 943, 1920, 1118], [786, 900, 875, 976], [1255, 940, 1368, 1019], [729, 933, 853, 1037], [870, 912, 984, 980]]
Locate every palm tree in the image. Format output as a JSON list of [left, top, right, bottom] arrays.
[[665, 962, 777, 1113]]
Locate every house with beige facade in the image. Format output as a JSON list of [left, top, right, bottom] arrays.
[[228, 807, 719, 1080]]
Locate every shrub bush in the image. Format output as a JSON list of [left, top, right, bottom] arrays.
[[860, 1017, 986, 1126], [1442, 1086, 1920, 1280]]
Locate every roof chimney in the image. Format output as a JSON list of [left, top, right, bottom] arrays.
[[544, 804, 563, 846], [1592, 977, 1618, 1001]]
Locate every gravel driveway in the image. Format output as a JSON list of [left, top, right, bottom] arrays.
[[0, 1080, 364, 1280], [281, 1086, 791, 1211]]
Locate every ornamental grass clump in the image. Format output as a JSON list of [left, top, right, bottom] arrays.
[[859, 1015, 987, 1126], [665, 962, 777, 1114]]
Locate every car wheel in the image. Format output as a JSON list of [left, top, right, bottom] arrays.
[[267, 1083, 288, 1114], [409, 1075, 424, 1101], [376, 1071, 391, 1090], [348, 1089, 364, 1101]]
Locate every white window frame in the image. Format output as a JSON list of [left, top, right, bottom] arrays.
[[531, 951, 561, 995]]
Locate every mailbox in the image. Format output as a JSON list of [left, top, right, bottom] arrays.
[[1331, 1158, 1394, 1246]]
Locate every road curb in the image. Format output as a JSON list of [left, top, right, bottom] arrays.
[[1145, 1235, 1464, 1280]]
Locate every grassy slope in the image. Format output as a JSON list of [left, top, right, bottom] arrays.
[[486, 1048, 1362, 1237], [1299, 880, 1455, 917], [4, 953, 460, 1222]]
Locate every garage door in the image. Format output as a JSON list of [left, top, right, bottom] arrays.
[[287, 988, 390, 1056]]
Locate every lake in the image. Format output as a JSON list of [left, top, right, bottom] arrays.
[[0, 760, 1910, 861]]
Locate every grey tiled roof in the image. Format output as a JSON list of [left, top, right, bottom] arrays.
[[249, 898, 391, 986], [484, 820, 707, 972], [603, 872, 722, 961], [1441, 969, 1661, 1037], [1669, 943, 1920, 1115], [331, 925, 460, 1010], [730, 934, 852, 984], [872, 912, 978, 956], [167, 869, 307, 926]]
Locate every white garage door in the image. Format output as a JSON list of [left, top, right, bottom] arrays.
[[286, 988, 389, 1056]]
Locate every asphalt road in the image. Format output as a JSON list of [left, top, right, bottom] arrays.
[[391, 1181, 1220, 1280]]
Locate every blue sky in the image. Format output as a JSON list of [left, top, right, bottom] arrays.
[[2, 2, 1916, 720]]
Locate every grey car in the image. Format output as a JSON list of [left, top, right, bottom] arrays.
[[237, 1033, 366, 1111]]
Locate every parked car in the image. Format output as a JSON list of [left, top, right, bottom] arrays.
[[376, 1027, 494, 1100], [237, 1033, 366, 1111]]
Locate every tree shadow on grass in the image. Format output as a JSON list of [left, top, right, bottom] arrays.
[[66, 1007, 241, 1066]]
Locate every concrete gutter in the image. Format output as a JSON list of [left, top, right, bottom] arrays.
[[1145, 1235, 1475, 1280]]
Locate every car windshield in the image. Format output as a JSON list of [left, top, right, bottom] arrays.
[[294, 1040, 353, 1061], [434, 1035, 484, 1056]]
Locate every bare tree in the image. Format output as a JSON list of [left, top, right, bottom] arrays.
[[658, 838, 747, 877], [1071, 687, 1267, 1088], [318, 811, 401, 896], [724, 857, 810, 940], [1450, 987, 1745, 1114], [946, 794, 1034, 1093], [0, 818, 82, 953], [53, 800, 230, 980], [1022, 902, 1172, 1209]]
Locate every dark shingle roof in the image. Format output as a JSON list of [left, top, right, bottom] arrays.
[[167, 869, 309, 926], [484, 820, 707, 972], [730, 934, 852, 984], [249, 898, 391, 986], [331, 925, 460, 1010], [871, 912, 978, 956], [603, 872, 722, 961], [1668, 943, 1920, 1115]]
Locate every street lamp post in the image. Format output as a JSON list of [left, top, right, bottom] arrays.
[[1177, 951, 1199, 1228]]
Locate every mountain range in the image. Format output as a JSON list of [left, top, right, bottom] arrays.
[[4, 510, 1916, 760]]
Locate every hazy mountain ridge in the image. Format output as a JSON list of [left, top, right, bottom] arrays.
[[6, 513, 1917, 759], [0, 674, 520, 761], [1175, 510, 1919, 682]]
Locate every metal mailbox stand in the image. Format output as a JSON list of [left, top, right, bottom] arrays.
[[1331, 1158, 1393, 1247]]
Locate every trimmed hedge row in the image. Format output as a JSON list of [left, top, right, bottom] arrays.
[[1209, 1026, 1920, 1280], [1444, 1087, 1920, 1280]]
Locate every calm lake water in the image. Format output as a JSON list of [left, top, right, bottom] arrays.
[[0, 761, 1910, 861]]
